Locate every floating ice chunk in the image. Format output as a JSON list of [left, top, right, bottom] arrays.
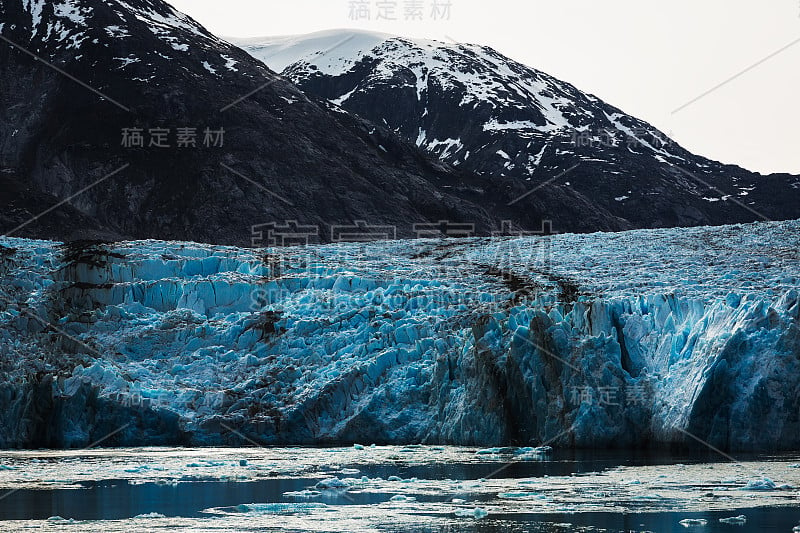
[[451, 498, 467, 503], [455, 507, 489, 519], [389, 494, 417, 502], [124, 465, 151, 473], [679, 518, 708, 527], [742, 477, 777, 491], [498, 492, 546, 500], [134, 512, 166, 519], [283, 490, 322, 499], [388, 476, 403, 482], [47, 516, 74, 522], [341, 468, 360, 475], [315, 477, 349, 490], [476, 447, 516, 455], [718, 515, 747, 525], [353, 444, 365, 450], [235, 503, 328, 515]]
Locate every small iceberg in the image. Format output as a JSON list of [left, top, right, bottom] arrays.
[[678, 518, 708, 527], [234, 503, 328, 515], [718, 515, 747, 525], [497, 492, 546, 500], [742, 478, 777, 491], [283, 490, 322, 499], [455, 507, 489, 519], [315, 477, 350, 490], [47, 516, 75, 523], [134, 512, 166, 519], [476, 447, 517, 455]]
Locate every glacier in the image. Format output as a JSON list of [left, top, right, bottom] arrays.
[[0, 220, 798, 450]]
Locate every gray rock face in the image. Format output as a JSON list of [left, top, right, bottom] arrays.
[[1, 220, 798, 451]]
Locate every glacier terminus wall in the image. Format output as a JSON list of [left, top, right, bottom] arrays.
[[0, 220, 798, 451]]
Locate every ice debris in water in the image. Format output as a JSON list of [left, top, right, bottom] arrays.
[[718, 515, 747, 525], [314, 476, 366, 490], [315, 477, 351, 490], [389, 495, 417, 502], [283, 490, 322, 499], [498, 492, 546, 500], [455, 507, 489, 519], [742, 477, 778, 490], [235, 503, 328, 515], [134, 513, 167, 519], [476, 446, 552, 457], [678, 518, 708, 527], [47, 516, 75, 522]]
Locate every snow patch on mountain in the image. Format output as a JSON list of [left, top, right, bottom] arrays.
[[233, 29, 393, 74]]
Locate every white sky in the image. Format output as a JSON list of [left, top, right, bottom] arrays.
[[167, 0, 800, 175]]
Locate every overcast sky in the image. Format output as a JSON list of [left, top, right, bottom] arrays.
[[166, 0, 800, 175]]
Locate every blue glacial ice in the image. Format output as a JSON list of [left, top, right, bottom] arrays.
[[0, 219, 798, 450]]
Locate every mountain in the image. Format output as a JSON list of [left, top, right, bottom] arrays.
[[2, 219, 799, 450], [0, 1, 521, 245], [236, 30, 800, 232]]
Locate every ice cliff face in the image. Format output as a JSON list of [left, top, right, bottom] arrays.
[[0, 220, 799, 451]]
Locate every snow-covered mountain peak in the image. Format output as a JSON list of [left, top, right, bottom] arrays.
[[231, 29, 394, 73], [237, 30, 683, 159], [234, 29, 800, 232], [8, 0, 235, 73]]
